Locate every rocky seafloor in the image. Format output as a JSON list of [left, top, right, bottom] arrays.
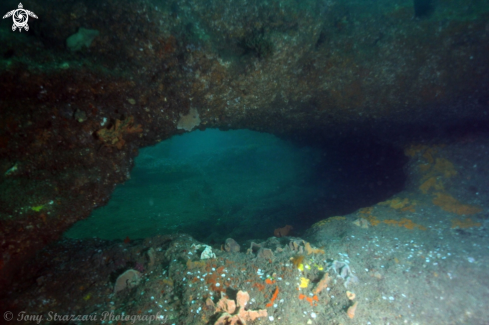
[[1, 140, 488, 325]]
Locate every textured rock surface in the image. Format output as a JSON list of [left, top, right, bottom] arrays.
[[0, 0, 488, 290]]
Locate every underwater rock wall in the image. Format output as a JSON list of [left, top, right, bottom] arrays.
[[1, 141, 487, 324], [0, 0, 488, 290]]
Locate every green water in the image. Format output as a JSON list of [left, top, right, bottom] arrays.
[[65, 129, 323, 243]]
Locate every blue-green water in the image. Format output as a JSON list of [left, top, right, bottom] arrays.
[[65, 129, 406, 243], [65, 129, 324, 243]]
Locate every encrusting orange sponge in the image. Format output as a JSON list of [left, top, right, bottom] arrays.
[[266, 286, 279, 308], [347, 301, 358, 319]]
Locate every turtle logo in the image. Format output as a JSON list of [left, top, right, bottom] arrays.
[[3, 3, 38, 32]]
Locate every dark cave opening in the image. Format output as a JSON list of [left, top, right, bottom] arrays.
[[64, 129, 408, 244], [293, 138, 408, 230]]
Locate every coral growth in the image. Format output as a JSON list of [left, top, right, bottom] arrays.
[[289, 240, 324, 255], [312, 216, 346, 228], [419, 177, 445, 194], [96, 116, 142, 149], [432, 158, 457, 178], [406, 145, 457, 197], [352, 218, 370, 228], [265, 286, 279, 307], [379, 197, 416, 212], [408, 145, 481, 216], [313, 273, 330, 295], [288, 240, 303, 252], [298, 294, 319, 306], [304, 242, 325, 255], [274, 225, 293, 237], [299, 277, 310, 288], [328, 261, 358, 288], [147, 247, 155, 267], [358, 208, 381, 226], [113, 269, 141, 294], [211, 290, 267, 325], [383, 218, 426, 230], [347, 301, 358, 319], [432, 193, 482, 215], [252, 283, 265, 291], [177, 107, 201, 132], [224, 238, 240, 253], [186, 259, 205, 270], [358, 205, 426, 231], [450, 218, 482, 229], [291, 255, 305, 269], [256, 248, 274, 260]]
